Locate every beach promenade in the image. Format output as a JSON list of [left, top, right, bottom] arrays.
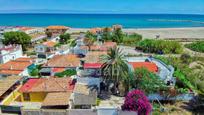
[[69, 27, 204, 39]]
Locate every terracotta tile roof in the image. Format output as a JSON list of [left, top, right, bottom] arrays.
[[46, 26, 69, 30], [104, 42, 117, 47], [52, 68, 65, 73], [129, 62, 158, 73], [15, 57, 34, 62], [43, 41, 57, 47], [74, 84, 95, 95], [17, 27, 33, 31], [73, 83, 97, 105], [42, 92, 71, 106], [89, 42, 117, 51], [0, 57, 34, 75], [80, 46, 89, 50], [19, 77, 75, 93], [89, 28, 102, 34], [84, 51, 107, 63], [112, 24, 123, 30], [0, 70, 22, 75], [84, 63, 103, 69], [102, 27, 113, 32], [43, 54, 80, 68], [0, 76, 21, 96]]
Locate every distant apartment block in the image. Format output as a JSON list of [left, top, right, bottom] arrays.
[[45, 26, 69, 35], [17, 26, 46, 43], [0, 45, 23, 64]]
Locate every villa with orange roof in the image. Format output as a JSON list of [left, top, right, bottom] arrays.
[[0, 57, 35, 77]]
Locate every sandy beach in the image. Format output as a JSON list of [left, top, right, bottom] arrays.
[[69, 27, 204, 39]]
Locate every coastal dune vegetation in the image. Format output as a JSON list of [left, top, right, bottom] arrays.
[[136, 39, 183, 54], [185, 41, 204, 53]]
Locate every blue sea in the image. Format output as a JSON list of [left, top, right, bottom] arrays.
[[0, 14, 204, 28]]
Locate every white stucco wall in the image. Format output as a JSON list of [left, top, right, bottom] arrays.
[[0, 46, 23, 64]]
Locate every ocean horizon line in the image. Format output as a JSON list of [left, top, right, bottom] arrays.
[[0, 13, 204, 16]]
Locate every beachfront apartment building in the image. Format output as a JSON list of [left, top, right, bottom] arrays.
[[17, 27, 44, 35], [45, 26, 69, 36], [0, 45, 23, 64], [17, 27, 46, 43]]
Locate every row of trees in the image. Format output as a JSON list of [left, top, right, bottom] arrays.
[[3, 31, 31, 51], [185, 41, 204, 53], [102, 28, 142, 44], [136, 39, 183, 54], [2, 31, 73, 51]]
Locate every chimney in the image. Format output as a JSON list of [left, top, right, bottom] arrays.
[[10, 65, 13, 70], [79, 60, 85, 69]]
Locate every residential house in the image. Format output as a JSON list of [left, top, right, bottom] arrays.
[[76, 51, 106, 77], [0, 57, 35, 77], [126, 57, 175, 85], [40, 54, 80, 76], [77, 41, 116, 57], [72, 83, 97, 109], [112, 24, 123, 30], [0, 76, 22, 103], [72, 39, 87, 55], [18, 77, 75, 109], [34, 41, 57, 59], [86, 42, 117, 51], [0, 76, 23, 113], [45, 26, 69, 36], [0, 45, 23, 64], [0, 77, 75, 114]]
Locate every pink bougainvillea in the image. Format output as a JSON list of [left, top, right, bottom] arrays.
[[121, 90, 152, 115]]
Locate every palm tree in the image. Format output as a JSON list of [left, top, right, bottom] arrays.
[[83, 37, 95, 51], [100, 48, 129, 94]]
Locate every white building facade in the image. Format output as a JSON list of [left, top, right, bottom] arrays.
[[0, 45, 23, 64]]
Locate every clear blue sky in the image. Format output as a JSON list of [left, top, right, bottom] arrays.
[[0, 0, 204, 14]]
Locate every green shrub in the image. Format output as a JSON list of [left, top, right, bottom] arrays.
[[174, 70, 195, 90], [122, 33, 142, 46], [185, 41, 204, 53], [55, 69, 77, 78], [132, 68, 167, 94], [30, 68, 39, 76], [137, 39, 183, 54]]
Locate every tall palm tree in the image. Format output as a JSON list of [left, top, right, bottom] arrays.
[[100, 48, 129, 94]]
